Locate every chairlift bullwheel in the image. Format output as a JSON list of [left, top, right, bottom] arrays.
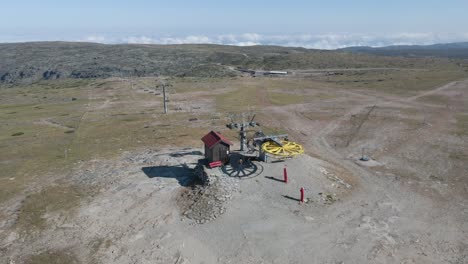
[[261, 140, 304, 157]]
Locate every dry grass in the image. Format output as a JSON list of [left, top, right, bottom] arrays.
[[25, 249, 79, 264], [300, 110, 344, 121], [455, 114, 468, 136], [0, 78, 223, 202], [314, 67, 468, 96], [267, 92, 308, 105], [214, 77, 339, 111], [449, 150, 467, 161], [417, 94, 451, 105], [1, 72, 466, 205], [16, 185, 89, 232]]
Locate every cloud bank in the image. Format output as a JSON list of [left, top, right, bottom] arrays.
[[79, 33, 468, 49], [3, 32, 468, 49]]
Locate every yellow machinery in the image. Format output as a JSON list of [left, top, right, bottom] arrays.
[[261, 139, 304, 158], [226, 113, 304, 161], [252, 131, 304, 159]]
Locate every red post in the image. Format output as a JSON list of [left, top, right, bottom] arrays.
[[283, 166, 288, 183], [300, 187, 305, 203]]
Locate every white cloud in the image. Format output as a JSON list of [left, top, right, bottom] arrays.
[[124, 36, 155, 44], [82, 35, 108, 43], [157, 35, 212, 44], [72, 32, 468, 49]]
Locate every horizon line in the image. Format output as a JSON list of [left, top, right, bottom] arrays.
[[1, 40, 468, 51]]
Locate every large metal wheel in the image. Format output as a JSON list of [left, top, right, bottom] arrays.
[[221, 153, 263, 179], [261, 140, 304, 157]]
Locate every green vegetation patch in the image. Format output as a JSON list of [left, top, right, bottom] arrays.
[[267, 92, 307, 106], [317, 68, 468, 96], [25, 249, 79, 264], [399, 107, 420, 116], [455, 114, 468, 136], [216, 87, 259, 111], [88, 237, 113, 255], [449, 150, 467, 161], [300, 111, 343, 121], [214, 78, 322, 111], [417, 94, 451, 105], [312, 92, 337, 100]]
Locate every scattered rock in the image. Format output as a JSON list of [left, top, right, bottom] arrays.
[[42, 70, 62, 80], [177, 170, 239, 224], [318, 192, 337, 205]]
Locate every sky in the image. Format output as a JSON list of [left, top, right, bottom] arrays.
[[1, 0, 468, 49]]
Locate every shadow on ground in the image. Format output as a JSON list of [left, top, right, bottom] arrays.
[[142, 164, 195, 186], [282, 195, 300, 202], [169, 150, 203, 157], [221, 153, 264, 179], [265, 176, 285, 183]]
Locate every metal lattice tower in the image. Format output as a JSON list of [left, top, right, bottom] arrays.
[[226, 113, 259, 152]]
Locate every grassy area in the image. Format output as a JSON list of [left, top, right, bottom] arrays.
[[0, 90, 76, 200], [215, 86, 259, 112], [214, 77, 336, 111], [171, 77, 235, 93], [449, 150, 467, 161], [1, 72, 466, 205], [25, 249, 79, 264], [316, 67, 468, 96], [417, 94, 451, 105], [267, 92, 307, 105], [300, 110, 344, 121], [0, 78, 222, 203], [16, 185, 89, 232], [0, 79, 93, 106], [455, 114, 468, 136], [0, 81, 92, 202]]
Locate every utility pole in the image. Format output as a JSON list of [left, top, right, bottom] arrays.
[[162, 84, 167, 114], [157, 81, 171, 114]]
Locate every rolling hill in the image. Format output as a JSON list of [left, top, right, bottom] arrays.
[[340, 42, 468, 59], [1, 41, 460, 85], [0, 42, 466, 84]]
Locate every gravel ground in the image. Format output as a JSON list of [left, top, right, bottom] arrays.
[[1, 79, 467, 264]]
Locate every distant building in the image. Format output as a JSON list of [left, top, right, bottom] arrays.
[[201, 131, 233, 163], [237, 68, 288, 77], [254, 70, 288, 77], [267, 71, 288, 75]]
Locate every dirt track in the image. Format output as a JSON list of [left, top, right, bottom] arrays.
[[1, 78, 467, 263]]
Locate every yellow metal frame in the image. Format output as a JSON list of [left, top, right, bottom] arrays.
[[261, 140, 304, 157]]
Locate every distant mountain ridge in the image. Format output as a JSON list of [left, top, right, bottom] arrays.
[[1, 41, 466, 85], [339, 42, 468, 58], [0, 42, 435, 85]]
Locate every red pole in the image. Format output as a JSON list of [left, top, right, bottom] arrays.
[[283, 166, 288, 183], [300, 187, 305, 203]]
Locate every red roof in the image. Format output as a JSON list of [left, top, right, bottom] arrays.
[[201, 131, 233, 148]]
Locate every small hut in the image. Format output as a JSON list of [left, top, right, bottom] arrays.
[[201, 131, 233, 164]]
